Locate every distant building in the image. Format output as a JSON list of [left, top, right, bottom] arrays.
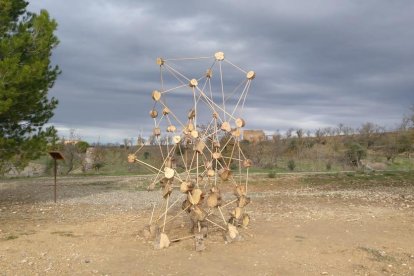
[[242, 130, 266, 143], [62, 139, 80, 145]]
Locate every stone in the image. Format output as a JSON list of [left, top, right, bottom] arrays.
[[195, 233, 206, 252], [154, 233, 170, 250]]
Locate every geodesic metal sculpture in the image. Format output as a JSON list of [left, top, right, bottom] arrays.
[[128, 51, 255, 251]]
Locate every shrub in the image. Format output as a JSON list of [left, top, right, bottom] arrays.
[[230, 162, 238, 170], [288, 139, 298, 151], [326, 161, 332, 171], [287, 160, 296, 171], [303, 139, 315, 149], [93, 161, 105, 171], [143, 152, 150, 159], [175, 144, 186, 156], [75, 141, 90, 153], [268, 170, 276, 178], [397, 134, 412, 153], [345, 142, 367, 167]]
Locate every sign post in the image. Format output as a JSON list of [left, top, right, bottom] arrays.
[[48, 151, 64, 203]]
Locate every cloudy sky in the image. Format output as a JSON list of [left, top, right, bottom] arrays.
[[28, 0, 414, 143]]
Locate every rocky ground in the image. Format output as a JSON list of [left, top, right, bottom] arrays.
[[0, 172, 413, 275]]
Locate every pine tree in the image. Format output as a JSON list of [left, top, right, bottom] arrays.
[[0, 0, 60, 174]]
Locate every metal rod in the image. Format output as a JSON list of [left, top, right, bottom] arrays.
[[54, 158, 57, 203], [165, 205, 190, 225], [246, 168, 249, 194], [149, 203, 156, 225], [205, 218, 227, 231], [170, 235, 195, 243], [156, 194, 184, 222], [217, 206, 227, 224], [162, 194, 170, 233], [221, 198, 238, 209]]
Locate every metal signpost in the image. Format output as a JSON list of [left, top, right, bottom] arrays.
[[48, 151, 64, 203]]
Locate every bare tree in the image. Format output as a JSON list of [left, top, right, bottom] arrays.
[[123, 138, 132, 149], [358, 122, 383, 148], [337, 123, 344, 135], [62, 129, 87, 174], [159, 135, 169, 145], [148, 135, 157, 145], [286, 128, 294, 138], [323, 127, 335, 137], [400, 104, 414, 130], [342, 126, 354, 136], [296, 128, 304, 139], [315, 128, 325, 144], [136, 134, 146, 146]]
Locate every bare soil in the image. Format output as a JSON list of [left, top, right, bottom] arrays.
[[1, 173, 413, 275]]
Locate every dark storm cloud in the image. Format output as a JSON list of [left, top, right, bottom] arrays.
[[28, 0, 414, 142]]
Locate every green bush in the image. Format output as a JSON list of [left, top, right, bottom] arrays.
[[143, 152, 150, 159], [326, 161, 332, 171], [230, 162, 238, 170], [397, 134, 412, 153], [93, 161, 105, 171], [288, 139, 298, 151], [75, 141, 90, 153], [345, 142, 367, 167], [268, 170, 276, 178], [287, 160, 296, 171]]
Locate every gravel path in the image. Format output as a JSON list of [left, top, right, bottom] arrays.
[[2, 174, 413, 213]]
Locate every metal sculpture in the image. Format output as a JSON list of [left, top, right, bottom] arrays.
[[128, 51, 255, 251]]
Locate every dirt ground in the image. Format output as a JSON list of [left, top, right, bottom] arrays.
[[1, 173, 414, 275]]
